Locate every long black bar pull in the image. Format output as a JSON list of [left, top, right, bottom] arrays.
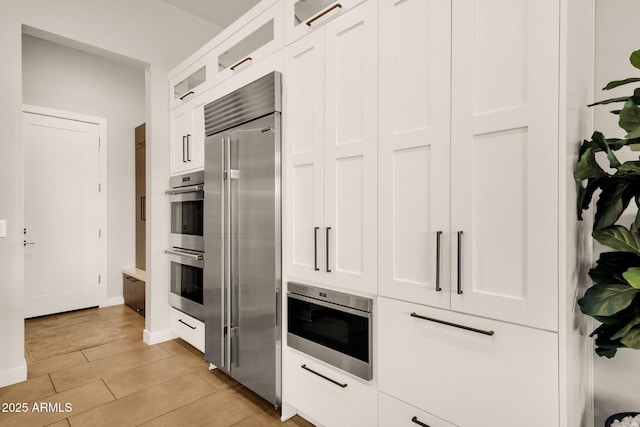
[[313, 227, 320, 271], [457, 231, 463, 294], [410, 312, 495, 336]]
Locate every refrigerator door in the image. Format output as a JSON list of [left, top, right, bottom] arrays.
[[229, 113, 281, 406], [204, 130, 231, 371]]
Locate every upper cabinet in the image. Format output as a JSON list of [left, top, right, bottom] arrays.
[[213, 1, 284, 81], [170, 93, 208, 175], [284, 0, 378, 295], [170, 58, 210, 111], [284, 0, 366, 45]]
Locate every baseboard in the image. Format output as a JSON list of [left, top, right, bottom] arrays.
[[143, 328, 176, 345], [0, 359, 27, 387], [103, 296, 125, 307]]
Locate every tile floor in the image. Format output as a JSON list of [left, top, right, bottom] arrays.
[[0, 305, 314, 427]]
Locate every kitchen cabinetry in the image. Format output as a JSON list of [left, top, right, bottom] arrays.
[[378, 0, 558, 331], [378, 297, 558, 427], [284, 0, 377, 294], [284, 0, 366, 45], [135, 123, 145, 270], [170, 307, 205, 352], [283, 348, 377, 427], [123, 272, 145, 316], [379, 392, 456, 427], [170, 58, 209, 111], [170, 93, 207, 175]]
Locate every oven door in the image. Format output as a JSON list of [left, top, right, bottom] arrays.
[[167, 248, 204, 321], [169, 188, 204, 252], [287, 292, 373, 380]]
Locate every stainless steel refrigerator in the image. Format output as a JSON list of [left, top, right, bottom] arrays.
[[203, 72, 281, 407]]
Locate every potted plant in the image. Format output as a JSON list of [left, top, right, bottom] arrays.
[[574, 48, 640, 358]]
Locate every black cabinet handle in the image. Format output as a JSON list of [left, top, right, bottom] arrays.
[[325, 227, 331, 273], [457, 231, 463, 294], [314, 227, 320, 271], [410, 312, 494, 336], [179, 90, 194, 101], [301, 364, 347, 388], [435, 231, 442, 292], [411, 416, 431, 427], [178, 319, 197, 330]]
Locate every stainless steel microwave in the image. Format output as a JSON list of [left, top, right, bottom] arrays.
[[287, 282, 373, 381], [167, 171, 204, 252]]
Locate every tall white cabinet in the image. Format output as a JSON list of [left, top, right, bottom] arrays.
[[284, 0, 378, 295]]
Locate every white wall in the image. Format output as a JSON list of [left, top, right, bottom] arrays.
[[593, 1, 640, 425], [0, 0, 219, 387], [22, 34, 145, 304]]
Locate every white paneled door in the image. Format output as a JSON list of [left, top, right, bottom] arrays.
[[23, 111, 102, 318]]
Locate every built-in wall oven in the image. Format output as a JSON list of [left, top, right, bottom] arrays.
[[168, 171, 204, 252], [167, 171, 205, 320], [287, 282, 373, 381]]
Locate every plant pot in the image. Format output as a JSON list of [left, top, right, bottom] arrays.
[[605, 412, 640, 426]]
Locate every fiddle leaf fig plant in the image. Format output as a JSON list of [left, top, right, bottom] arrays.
[[575, 48, 640, 358]]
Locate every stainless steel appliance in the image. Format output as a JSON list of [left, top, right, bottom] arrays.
[[167, 248, 204, 321], [168, 171, 204, 252], [287, 282, 373, 381], [204, 72, 282, 407]]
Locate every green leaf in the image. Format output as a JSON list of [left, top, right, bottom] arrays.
[[603, 77, 640, 90], [589, 252, 640, 285], [633, 205, 640, 234], [619, 99, 640, 138], [578, 283, 640, 316], [623, 267, 640, 288], [588, 96, 630, 107], [621, 327, 640, 349], [574, 145, 606, 181], [593, 226, 640, 255], [593, 131, 621, 168], [616, 161, 640, 174], [594, 179, 633, 230], [631, 50, 640, 70], [577, 177, 607, 220], [611, 317, 640, 340]]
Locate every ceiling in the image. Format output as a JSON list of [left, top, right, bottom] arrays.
[[162, 0, 262, 30]]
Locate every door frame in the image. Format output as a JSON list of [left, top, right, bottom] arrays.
[[22, 104, 108, 310]]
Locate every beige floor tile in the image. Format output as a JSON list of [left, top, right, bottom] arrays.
[[50, 345, 171, 392], [0, 380, 114, 427], [81, 337, 147, 362], [103, 352, 211, 398], [45, 419, 70, 427], [196, 368, 243, 391], [68, 372, 215, 427], [140, 387, 263, 427], [156, 339, 192, 355], [232, 410, 283, 427], [27, 352, 88, 380], [284, 415, 315, 427], [0, 375, 55, 403]]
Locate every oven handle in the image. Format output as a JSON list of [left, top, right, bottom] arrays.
[[165, 184, 204, 195], [287, 292, 371, 318], [165, 249, 204, 261]]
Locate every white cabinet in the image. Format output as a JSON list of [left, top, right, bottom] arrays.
[[283, 348, 377, 427], [170, 307, 205, 353], [284, 0, 366, 45], [378, 0, 558, 332], [378, 297, 559, 427], [284, 0, 377, 294], [379, 392, 456, 427], [170, 93, 207, 175], [212, 0, 284, 82], [170, 58, 209, 110]]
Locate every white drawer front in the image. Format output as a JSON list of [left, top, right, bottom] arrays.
[[378, 297, 558, 427], [379, 392, 456, 427], [283, 348, 377, 427], [170, 308, 205, 353]]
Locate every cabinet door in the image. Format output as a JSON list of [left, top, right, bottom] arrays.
[[450, 0, 559, 331], [284, 0, 366, 45], [284, 31, 326, 283], [135, 143, 145, 270], [378, 0, 451, 308], [323, 0, 377, 294], [170, 97, 207, 176], [378, 297, 559, 427]]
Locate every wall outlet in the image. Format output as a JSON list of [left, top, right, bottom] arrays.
[[0, 220, 6, 238]]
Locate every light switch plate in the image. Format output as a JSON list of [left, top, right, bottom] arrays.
[[0, 220, 6, 238]]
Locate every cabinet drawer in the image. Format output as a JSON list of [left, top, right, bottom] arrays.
[[378, 297, 558, 427], [283, 348, 377, 427], [170, 307, 205, 352], [379, 392, 455, 427], [284, 0, 366, 45]]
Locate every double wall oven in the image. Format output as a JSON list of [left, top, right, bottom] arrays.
[[166, 171, 205, 320]]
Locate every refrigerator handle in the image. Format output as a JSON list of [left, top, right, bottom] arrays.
[[224, 136, 233, 369]]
